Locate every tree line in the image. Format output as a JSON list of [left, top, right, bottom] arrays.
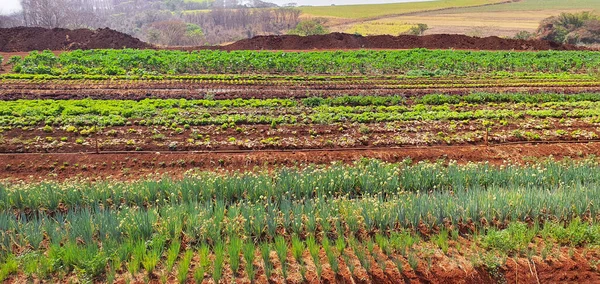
[[0, 0, 303, 45]]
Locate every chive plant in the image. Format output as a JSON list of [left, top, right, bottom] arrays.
[[274, 236, 288, 279], [260, 243, 273, 279], [212, 242, 225, 283], [291, 235, 305, 265], [228, 237, 243, 276], [176, 250, 193, 284], [242, 241, 256, 281], [193, 244, 210, 284], [3, 159, 600, 281], [165, 239, 181, 273]]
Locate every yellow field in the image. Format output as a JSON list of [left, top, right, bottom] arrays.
[[298, 0, 506, 19], [369, 9, 587, 37], [320, 0, 598, 38], [343, 22, 414, 35]]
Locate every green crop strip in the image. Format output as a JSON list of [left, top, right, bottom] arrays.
[[2, 159, 600, 281], [3, 93, 600, 127], [11, 49, 600, 76], [2, 158, 600, 212], [1, 72, 595, 81]]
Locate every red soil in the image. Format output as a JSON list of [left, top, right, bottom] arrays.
[[221, 32, 585, 51], [0, 27, 151, 52], [2, 77, 599, 101], [2, 142, 600, 181], [0, 27, 584, 52]]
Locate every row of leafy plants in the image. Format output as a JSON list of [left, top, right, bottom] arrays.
[[1, 159, 600, 282], [1, 72, 595, 81], [3, 93, 600, 127], [9, 49, 600, 76]]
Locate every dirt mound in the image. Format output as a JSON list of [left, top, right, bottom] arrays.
[[223, 32, 583, 51], [0, 27, 583, 52], [0, 27, 152, 52]]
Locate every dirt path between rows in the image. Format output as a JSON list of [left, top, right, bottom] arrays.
[[2, 141, 599, 181]]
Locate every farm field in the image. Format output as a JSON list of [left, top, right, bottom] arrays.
[[324, 0, 599, 37], [2, 159, 600, 283], [341, 10, 561, 37], [298, 0, 507, 20], [2, 46, 600, 283]]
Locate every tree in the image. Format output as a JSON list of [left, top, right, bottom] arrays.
[[19, 0, 110, 28], [20, 0, 70, 28], [150, 20, 187, 45], [165, 0, 184, 11], [185, 23, 205, 45], [288, 19, 328, 36], [514, 30, 534, 40], [537, 12, 600, 44], [408, 23, 428, 36], [0, 13, 23, 28], [148, 20, 205, 46], [7, 0, 301, 45]]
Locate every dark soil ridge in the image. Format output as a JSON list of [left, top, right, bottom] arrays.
[[0, 27, 151, 52], [220, 32, 585, 51], [0, 27, 586, 52]]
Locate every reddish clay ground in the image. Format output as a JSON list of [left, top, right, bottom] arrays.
[[220, 32, 586, 51], [0, 27, 587, 52], [0, 27, 150, 52], [1, 77, 599, 100], [2, 141, 600, 181]]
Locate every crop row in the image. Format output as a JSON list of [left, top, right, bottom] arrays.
[[3, 158, 599, 211], [3, 94, 600, 127], [10, 49, 600, 76], [1, 159, 600, 282], [2, 117, 598, 153], [1, 72, 595, 82]]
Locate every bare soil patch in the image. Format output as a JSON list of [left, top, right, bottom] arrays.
[[220, 32, 584, 51], [2, 78, 599, 101], [2, 142, 600, 181], [0, 27, 585, 52], [0, 27, 151, 52]]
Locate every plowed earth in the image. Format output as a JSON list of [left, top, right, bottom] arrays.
[[0, 27, 151, 52], [219, 32, 586, 51], [3, 142, 600, 181], [1, 77, 599, 100], [0, 27, 587, 52]]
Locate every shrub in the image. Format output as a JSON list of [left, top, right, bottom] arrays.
[[481, 222, 535, 255], [288, 19, 329, 36], [514, 30, 535, 40], [538, 12, 600, 44], [408, 23, 428, 36]]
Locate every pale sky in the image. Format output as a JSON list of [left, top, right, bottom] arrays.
[[1, 0, 22, 14]]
